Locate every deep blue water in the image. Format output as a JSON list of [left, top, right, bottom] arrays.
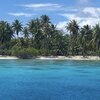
[[0, 60, 100, 100]]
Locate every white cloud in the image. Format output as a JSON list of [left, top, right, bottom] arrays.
[[20, 3, 78, 12], [83, 7, 100, 17], [59, 13, 77, 20], [59, 7, 100, 26], [22, 3, 62, 8], [56, 21, 67, 32], [79, 18, 100, 26], [21, 3, 62, 11], [59, 13, 86, 22], [57, 17, 100, 32], [57, 16, 100, 30], [57, 6, 100, 31], [18, 3, 78, 12], [8, 12, 35, 17]]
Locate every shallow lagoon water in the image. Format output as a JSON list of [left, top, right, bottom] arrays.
[[0, 60, 100, 100]]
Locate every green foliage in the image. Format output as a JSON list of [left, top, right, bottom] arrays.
[[96, 50, 100, 57], [11, 47, 39, 59], [0, 21, 13, 43], [0, 50, 11, 56], [0, 15, 100, 58]]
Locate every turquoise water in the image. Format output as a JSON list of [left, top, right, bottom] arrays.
[[0, 60, 100, 100]]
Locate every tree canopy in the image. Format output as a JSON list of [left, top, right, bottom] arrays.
[[0, 15, 100, 58]]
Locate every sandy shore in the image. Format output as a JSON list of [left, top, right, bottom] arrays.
[[36, 56, 100, 60], [0, 55, 19, 59], [0, 55, 100, 60]]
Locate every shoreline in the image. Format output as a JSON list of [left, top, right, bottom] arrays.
[[0, 55, 100, 60], [36, 56, 100, 60], [0, 55, 19, 59]]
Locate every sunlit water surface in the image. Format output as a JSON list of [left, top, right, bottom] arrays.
[[0, 60, 100, 100]]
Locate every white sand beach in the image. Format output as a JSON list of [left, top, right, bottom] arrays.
[[0, 55, 100, 60], [0, 55, 19, 59], [36, 56, 100, 60]]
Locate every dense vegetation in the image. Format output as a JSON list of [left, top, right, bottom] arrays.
[[0, 15, 100, 58]]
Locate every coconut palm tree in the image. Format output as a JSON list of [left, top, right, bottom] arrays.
[[40, 15, 52, 40], [23, 27, 29, 39], [22, 27, 30, 48], [12, 19, 23, 38], [40, 15, 52, 55], [28, 19, 36, 39], [66, 20, 79, 35], [66, 20, 79, 55], [92, 24, 100, 52], [0, 21, 13, 44], [28, 18, 42, 48], [41, 15, 50, 25], [80, 25, 92, 56]]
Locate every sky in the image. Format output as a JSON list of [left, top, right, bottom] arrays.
[[0, 0, 100, 31]]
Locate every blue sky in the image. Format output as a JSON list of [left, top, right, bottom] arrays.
[[0, 0, 100, 30]]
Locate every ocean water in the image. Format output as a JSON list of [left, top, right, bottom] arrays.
[[0, 60, 100, 100]]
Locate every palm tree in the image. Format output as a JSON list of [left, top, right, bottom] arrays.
[[41, 15, 50, 24], [92, 24, 100, 52], [40, 15, 51, 35], [34, 18, 43, 49], [40, 15, 52, 55], [66, 20, 79, 55], [23, 27, 29, 39], [66, 20, 79, 35], [22, 27, 30, 47], [80, 25, 92, 56], [28, 19, 36, 39], [12, 19, 23, 38], [28, 18, 42, 48], [0, 21, 13, 44]]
